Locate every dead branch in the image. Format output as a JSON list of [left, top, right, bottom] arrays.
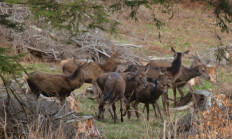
[[3, 101, 8, 139], [55, 111, 76, 120]]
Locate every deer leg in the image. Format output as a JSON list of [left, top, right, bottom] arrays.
[[128, 93, 136, 119], [145, 103, 149, 121], [112, 103, 117, 124], [127, 102, 132, 119], [108, 107, 114, 120], [122, 97, 130, 117], [142, 104, 146, 113], [162, 93, 169, 115], [172, 85, 177, 106], [162, 94, 166, 114], [120, 99, 124, 123], [197, 77, 203, 86], [155, 101, 163, 121], [133, 101, 140, 119], [177, 87, 184, 98], [98, 102, 105, 121], [165, 93, 170, 116], [152, 103, 158, 119]]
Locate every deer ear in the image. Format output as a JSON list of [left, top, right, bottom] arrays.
[[171, 47, 176, 53], [183, 50, 189, 56]]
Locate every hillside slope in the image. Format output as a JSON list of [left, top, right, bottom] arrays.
[[104, 3, 232, 57]]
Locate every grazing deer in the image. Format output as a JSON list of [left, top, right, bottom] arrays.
[[94, 71, 147, 122], [95, 72, 128, 124]]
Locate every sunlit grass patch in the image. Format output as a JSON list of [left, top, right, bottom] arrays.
[[23, 63, 61, 73], [217, 66, 232, 83]]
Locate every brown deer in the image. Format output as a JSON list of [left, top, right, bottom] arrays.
[[94, 71, 147, 121], [147, 55, 214, 107], [128, 71, 173, 121], [124, 47, 189, 115], [124, 47, 189, 82], [27, 62, 89, 104], [95, 72, 128, 124], [61, 51, 125, 83]]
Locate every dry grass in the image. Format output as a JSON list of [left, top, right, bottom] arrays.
[[105, 3, 232, 57]]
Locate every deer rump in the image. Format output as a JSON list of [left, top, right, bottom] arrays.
[[96, 72, 127, 124]]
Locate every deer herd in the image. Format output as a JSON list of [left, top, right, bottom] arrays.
[[26, 47, 216, 124]]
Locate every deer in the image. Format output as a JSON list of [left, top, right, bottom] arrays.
[[27, 62, 89, 105], [95, 72, 129, 124], [128, 71, 173, 121], [94, 71, 147, 122], [61, 51, 125, 83], [147, 55, 215, 107], [124, 47, 190, 115], [124, 47, 189, 82]]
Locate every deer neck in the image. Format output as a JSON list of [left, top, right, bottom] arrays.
[[180, 66, 201, 81], [171, 55, 182, 73], [68, 67, 84, 89], [100, 58, 117, 72], [151, 82, 162, 99]]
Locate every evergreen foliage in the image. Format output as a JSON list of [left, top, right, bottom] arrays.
[[0, 48, 26, 76], [2, 0, 232, 34]]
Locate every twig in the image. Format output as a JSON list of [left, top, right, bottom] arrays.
[[3, 101, 8, 139], [14, 59, 29, 76], [163, 120, 166, 139], [51, 48, 58, 60], [55, 111, 75, 120], [91, 47, 110, 58], [0, 74, 11, 103], [1, 74, 31, 121], [114, 43, 142, 48]]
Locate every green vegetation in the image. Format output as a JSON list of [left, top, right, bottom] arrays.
[[2, 0, 232, 36], [0, 48, 26, 76], [24, 63, 61, 73], [74, 77, 214, 138]]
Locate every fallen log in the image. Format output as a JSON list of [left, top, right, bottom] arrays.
[[170, 90, 213, 111]]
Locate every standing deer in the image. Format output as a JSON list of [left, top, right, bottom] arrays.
[[61, 51, 125, 83], [124, 47, 189, 115], [27, 62, 89, 105], [128, 71, 173, 121], [148, 55, 213, 107]]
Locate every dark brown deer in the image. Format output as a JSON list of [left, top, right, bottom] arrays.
[[95, 72, 128, 124], [147, 55, 213, 107], [124, 47, 189, 114], [94, 71, 146, 122], [27, 62, 89, 104], [128, 72, 173, 121], [124, 47, 189, 82], [61, 51, 125, 83]]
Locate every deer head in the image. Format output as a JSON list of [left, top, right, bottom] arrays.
[[171, 47, 189, 60]]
